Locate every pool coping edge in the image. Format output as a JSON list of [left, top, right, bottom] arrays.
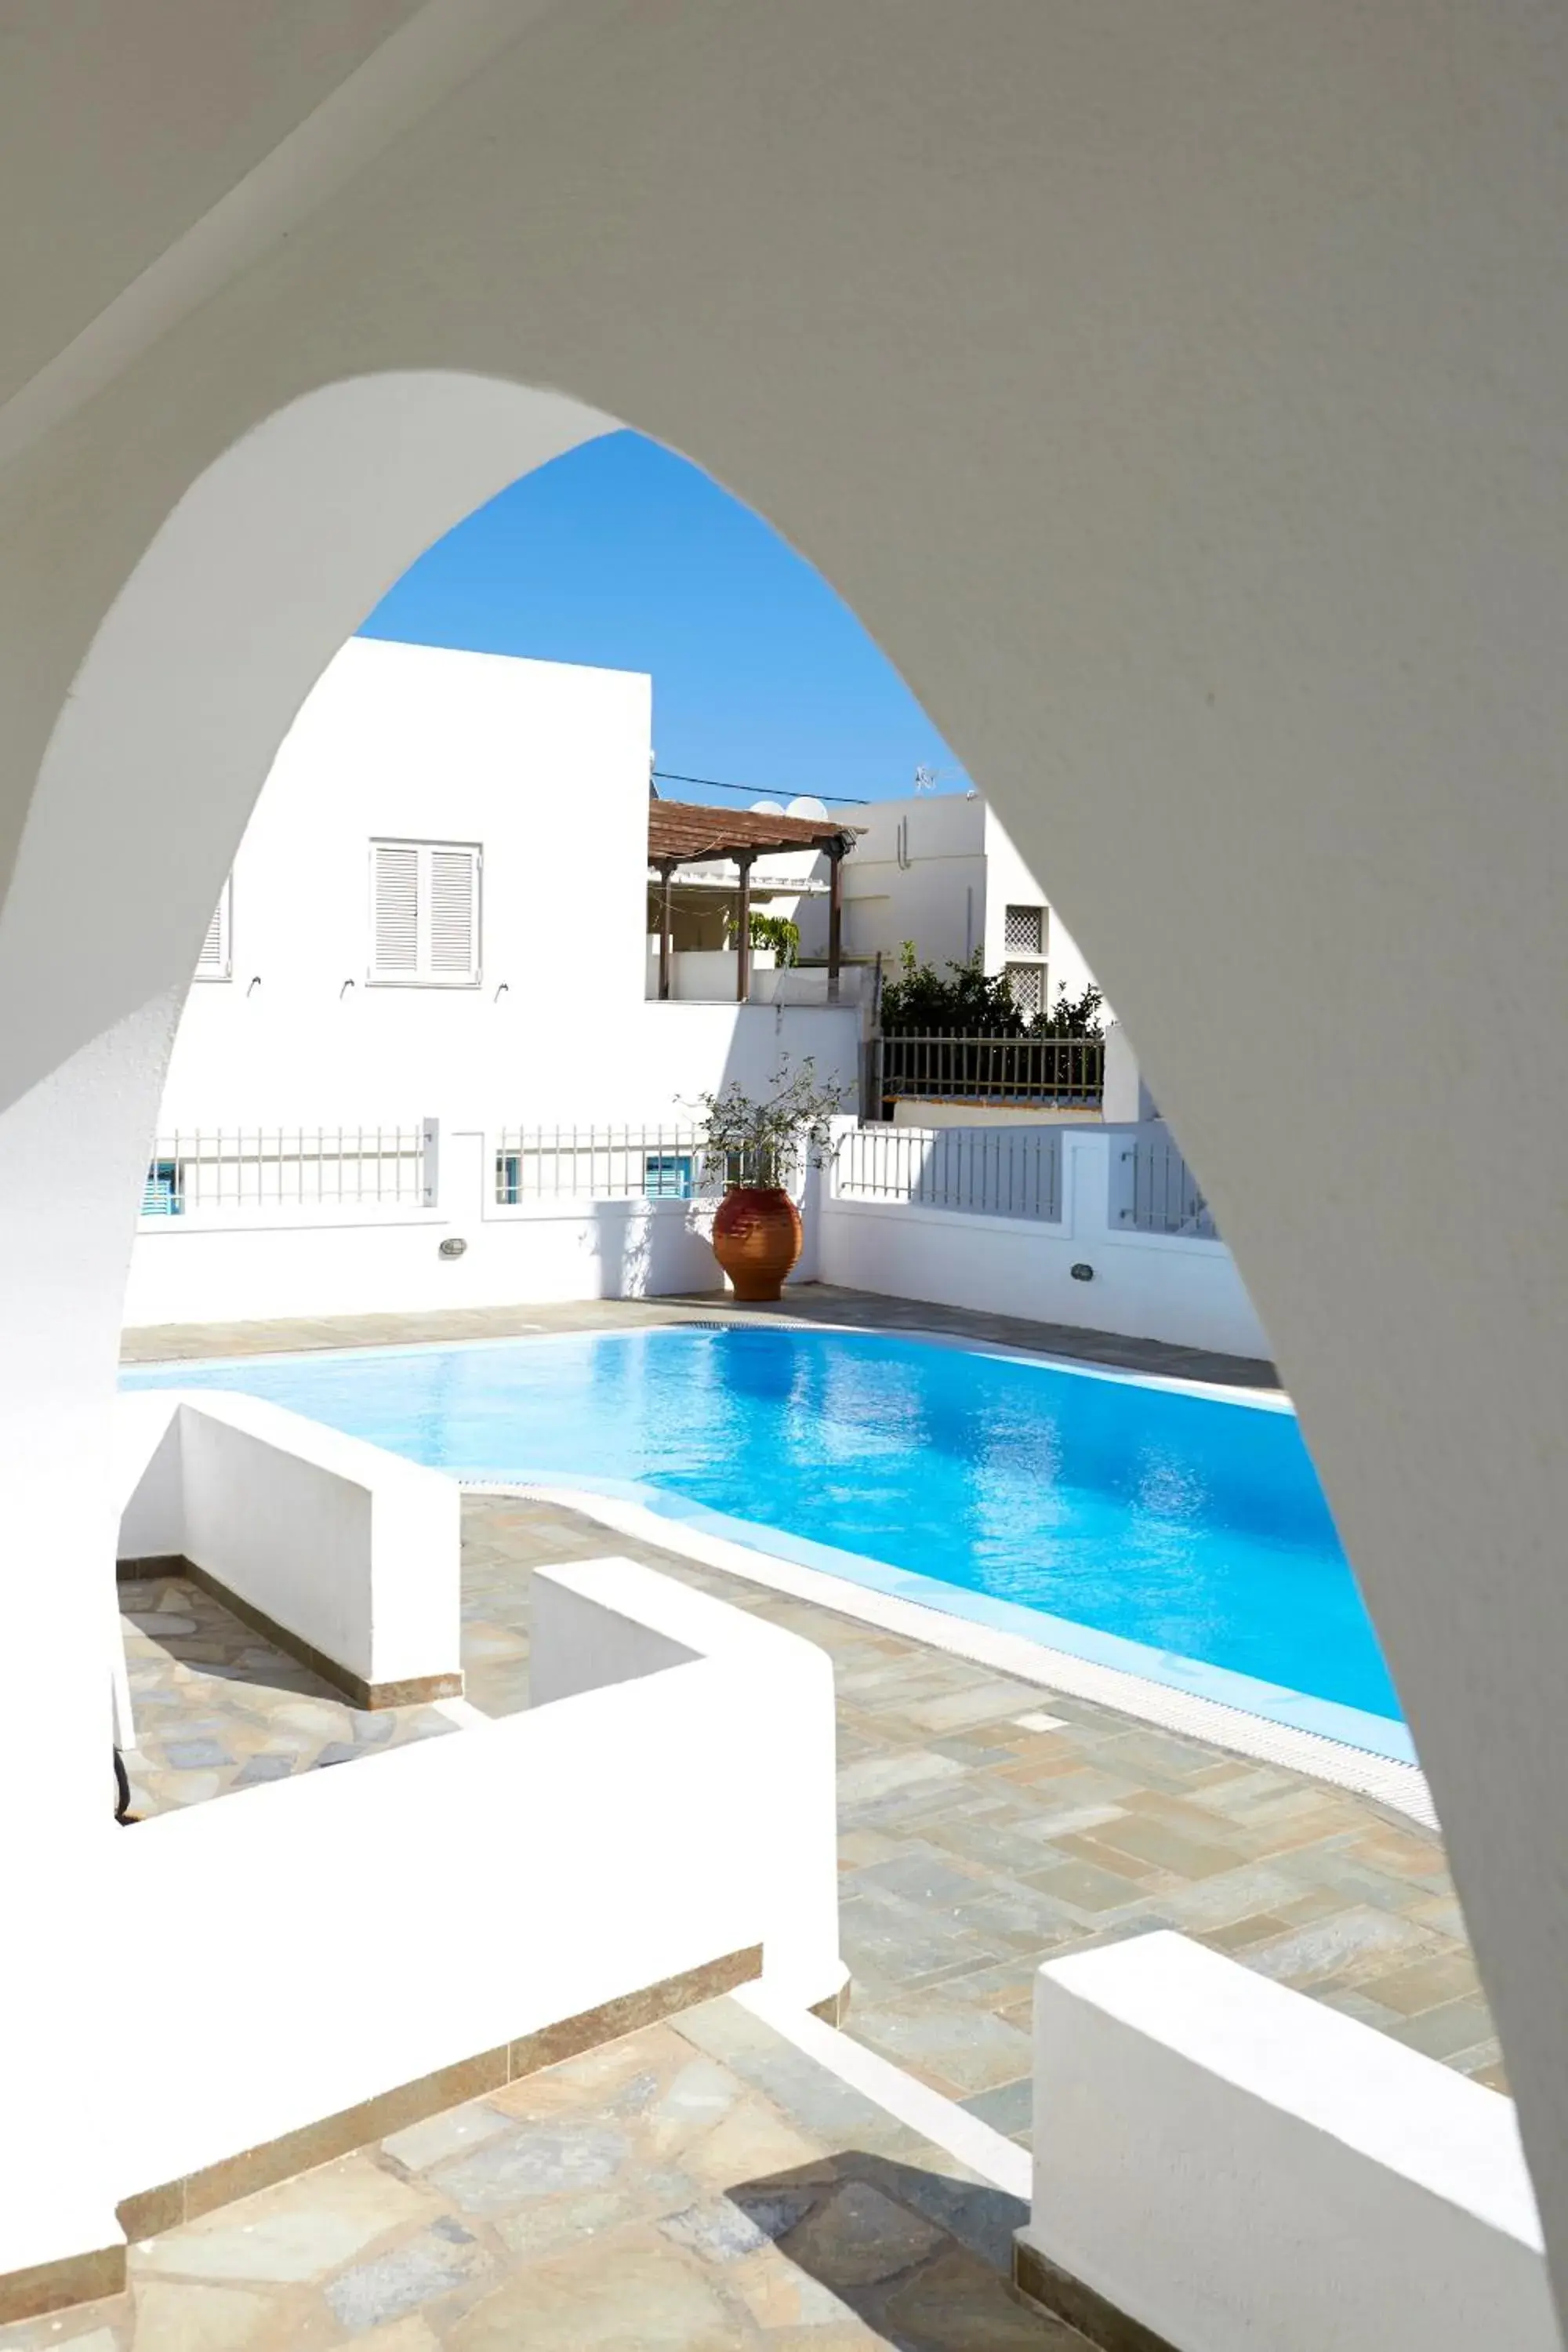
[[485, 1479, 1437, 1831]]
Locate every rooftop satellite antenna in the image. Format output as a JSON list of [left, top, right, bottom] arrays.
[[913, 764, 939, 793]]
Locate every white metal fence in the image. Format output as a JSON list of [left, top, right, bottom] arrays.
[[833, 1123, 1063, 1222], [492, 1126, 713, 1205], [141, 1123, 437, 1216], [1110, 1123, 1218, 1239], [138, 1114, 1214, 1246]]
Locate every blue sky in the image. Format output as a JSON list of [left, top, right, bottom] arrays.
[[361, 430, 966, 808]]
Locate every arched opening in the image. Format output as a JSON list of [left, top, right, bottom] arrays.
[[5, 307, 1567, 2321], [6, 0, 1568, 2326]]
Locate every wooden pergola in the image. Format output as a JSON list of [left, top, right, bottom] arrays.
[[648, 800, 862, 1002]]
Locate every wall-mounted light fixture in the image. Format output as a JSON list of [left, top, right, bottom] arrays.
[[1070, 1261, 1094, 1282], [438, 1237, 467, 1259]]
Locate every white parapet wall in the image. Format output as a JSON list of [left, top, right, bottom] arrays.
[[122, 1136, 828, 1328], [72, 1555, 844, 2265], [528, 1559, 844, 2016], [822, 1124, 1269, 1360], [1016, 1930, 1558, 2352], [116, 1389, 463, 1704]]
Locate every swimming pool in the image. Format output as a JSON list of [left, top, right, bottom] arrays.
[[122, 1325, 1407, 1761]]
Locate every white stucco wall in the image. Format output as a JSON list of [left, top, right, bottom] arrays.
[[1020, 1933, 1558, 2352], [818, 793, 987, 972], [99, 1556, 842, 2241], [5, 2, 1568, 2317], [822, 1128, 1269, 1361], [162, 638, 861, 1127], [979, 806, 1101, 1012], [800, 791, 1101, 1011], [117, 1390, 462, 1694]]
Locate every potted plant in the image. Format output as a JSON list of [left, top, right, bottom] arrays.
[[691, 1056, 849, 1301]]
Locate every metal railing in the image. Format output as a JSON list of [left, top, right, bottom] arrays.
[[1111, 1123, 1218, 1239], [873, 1030, 1103, 1108], [492, 1126, 715, 1204], [141, 1123, 437, 1216], [833, 1122, 1062, 1222]]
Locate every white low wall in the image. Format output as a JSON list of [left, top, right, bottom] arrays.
[[644, 943, 870, 1007], [125, 1196, 724, 1326], [116, 1389, 461, 1698], [1018, 1932, 1557, 2352], [123, 1143, 826, 1327], [891, 1100, 1102, 1128], [90, 1555, 842, 2238], [822, 1127, 1269, 1360]]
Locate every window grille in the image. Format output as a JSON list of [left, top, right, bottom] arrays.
[[1005, 961, 1045, 1017], [1003, 902, 1044, 954]]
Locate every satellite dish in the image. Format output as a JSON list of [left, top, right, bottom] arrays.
[[750, 799, 786, 815], [786, 796, 829, 820]]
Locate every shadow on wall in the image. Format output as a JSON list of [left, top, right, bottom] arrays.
[[721, 2151, 1029, 2335], [586, 1194, 721, 1298]]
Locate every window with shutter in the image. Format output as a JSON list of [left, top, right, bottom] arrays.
[[372, 845, 419, 976], [194, 877, 231, 981], [429, 848, 477, 978], [369, 840, 481, 985]]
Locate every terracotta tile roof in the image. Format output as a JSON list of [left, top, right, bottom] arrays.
[[648, 799, 861, 866]]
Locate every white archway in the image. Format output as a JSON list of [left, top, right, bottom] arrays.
[[4, 0, 1568, 2310], [0, 372, 617, 1824]]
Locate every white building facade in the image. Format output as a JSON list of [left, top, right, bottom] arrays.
[[797, 791, 1102, 1020], [126, 635, 862, 1326], [161, 633, 859, 1126]]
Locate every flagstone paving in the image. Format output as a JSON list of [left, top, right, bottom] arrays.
[[0, 1998, 1076, 2350], [117, 1573, 456, 1818], [458, 1494, 1505, 2132]]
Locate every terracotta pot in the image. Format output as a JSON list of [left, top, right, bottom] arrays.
[[711, 1185, 803, 1302]]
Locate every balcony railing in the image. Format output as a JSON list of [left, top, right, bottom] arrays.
[[873, 1031, 1103, 1107]]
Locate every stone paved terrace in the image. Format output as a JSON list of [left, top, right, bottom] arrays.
[[0, 1997, 1071, 2351], [465, 1495, 1504, 2121], [118, 1571, 457, 1817], [117, 1493, 1501, 2125]]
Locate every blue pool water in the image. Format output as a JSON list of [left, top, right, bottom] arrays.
[[122, 1327, 1403, 1754]]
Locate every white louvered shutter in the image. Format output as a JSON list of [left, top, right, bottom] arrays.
[[195, 880, 230, 978], [372, 844, 419, 977], [429, 846, 480, 981]]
